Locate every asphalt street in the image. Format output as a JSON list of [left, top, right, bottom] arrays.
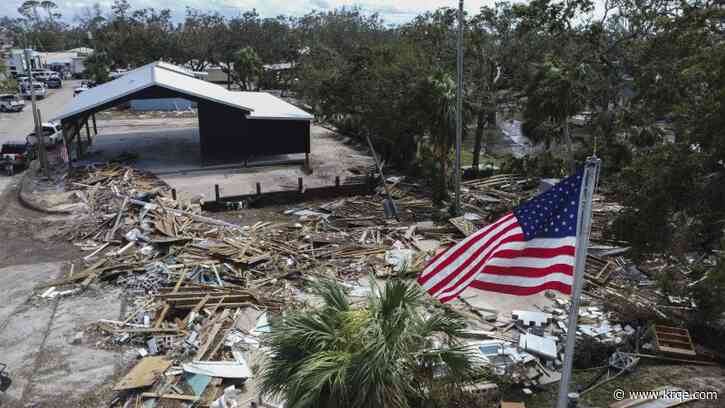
[[0, 80, 78, 144]]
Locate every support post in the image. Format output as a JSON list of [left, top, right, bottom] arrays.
[[171, 189, 177, 201], [335, 176, 340, 187], [62, 124, 71, 170], [92, 113, 97, 135], [304, 152, 310, 172], [214, 184, 220, 202], [556, 156, 601, 408], [74, 121, 82, 159], [256, 182, 261, 195], [85, 118, 91, 145], [298, 177, 303, 193]]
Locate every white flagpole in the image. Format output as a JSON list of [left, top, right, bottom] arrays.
[[556, 156, 601, 408]]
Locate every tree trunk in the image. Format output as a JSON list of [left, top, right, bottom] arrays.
[[472, 109, 486, 177]]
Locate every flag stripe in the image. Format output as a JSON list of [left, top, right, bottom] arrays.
[[418, 213, 514, 284], [420, 217, 518, 290], [466, 280, 573, 297], [428, 229, 524, 299], [486, 254, 575, 269], [480, 264, 574, 278], [493, 245, 575, 259], [424, 225, 522, 297]]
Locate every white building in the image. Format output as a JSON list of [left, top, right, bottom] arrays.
[[44, 47, 94, 77], [5, 49, 45, 77]]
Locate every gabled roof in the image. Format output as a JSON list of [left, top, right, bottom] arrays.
[[53, 61, 256, 122], [54, 61, 313, 123]]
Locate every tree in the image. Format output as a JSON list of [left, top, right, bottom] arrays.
[[175, 9, 226, 72], [259, 279, 478, 408], [523, 57, 589, 169], [422, 71, 458, 203], [39, 1, 59, 22], [85, 51, 111, 83], [467, 2, 516, 175], [232, 47, 263, 91], [0, 59, 18, 93]]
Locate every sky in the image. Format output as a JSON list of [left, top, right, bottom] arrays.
[[1, 0, 514, 25]]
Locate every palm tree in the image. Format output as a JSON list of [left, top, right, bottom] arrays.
[[259, 279, 479, 408], [425, 71, 458, 203], [523, 56, 589, 171]]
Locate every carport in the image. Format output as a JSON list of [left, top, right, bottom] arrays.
[[52, 61, 313, 167]]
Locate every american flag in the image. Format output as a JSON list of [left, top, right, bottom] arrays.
[[418, 170, 584, 302]]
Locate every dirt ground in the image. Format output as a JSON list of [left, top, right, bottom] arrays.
[[521, 363, 725, 407], [0, 173, 132, 408], [0, 174, 82, 268]]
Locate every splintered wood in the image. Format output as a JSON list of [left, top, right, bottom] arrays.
[[47, 164, 700, 405]]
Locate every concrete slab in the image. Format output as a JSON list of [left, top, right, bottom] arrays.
[[0, 261, 126, 407], [84, 120, 373, 201]]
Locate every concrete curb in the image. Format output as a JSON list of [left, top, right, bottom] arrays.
[[17, 171, 74, 215]]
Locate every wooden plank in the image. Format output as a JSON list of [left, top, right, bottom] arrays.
[[154, 269, 188, 328], [195, 309, 229, 360], [141, 393, 199, 402], [114, 356, 171, 391]]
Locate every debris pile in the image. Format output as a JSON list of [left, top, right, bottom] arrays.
[[35, 165, 720, 406]]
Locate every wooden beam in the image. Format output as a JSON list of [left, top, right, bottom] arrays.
[[62, 124, 72, 169], [141, 393, 199, 402], [85, 118, 92, 145], [74, 120, 82, 158]]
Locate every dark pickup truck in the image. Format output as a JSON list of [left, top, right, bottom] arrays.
[[1, 142, 32, 176], [0, 362, 10, 393]]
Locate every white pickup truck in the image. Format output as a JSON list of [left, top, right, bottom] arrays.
[[0, 94, 25, 112], [27, 122, 63, 146]]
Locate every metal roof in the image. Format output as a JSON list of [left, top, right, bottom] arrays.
[[234, 92, 313, 121], [53, 61, 312, 122]]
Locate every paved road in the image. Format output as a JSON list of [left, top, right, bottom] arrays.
[[0, 81, 78, 194], [0, 80, 78, 144]]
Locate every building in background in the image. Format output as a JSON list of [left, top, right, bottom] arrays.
[[44, 47, 94, 78], [5, 49, 45, 77]]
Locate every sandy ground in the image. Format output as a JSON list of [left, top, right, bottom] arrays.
[[83, 118, 374, 200]]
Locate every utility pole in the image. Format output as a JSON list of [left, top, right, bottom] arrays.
[[25, 48, 49, 178], [454, 0, 464, 215]]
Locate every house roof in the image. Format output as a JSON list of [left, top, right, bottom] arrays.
[[53, 61, 313, 122]]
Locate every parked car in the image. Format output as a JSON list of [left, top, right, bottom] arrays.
[[31, 70, 56, 84], [27, 122, 63, 146], [0, 94, 25, 112], [1, 142, 31, 176], [46, 74, 62, 89], [20, 82, 48, 99]]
